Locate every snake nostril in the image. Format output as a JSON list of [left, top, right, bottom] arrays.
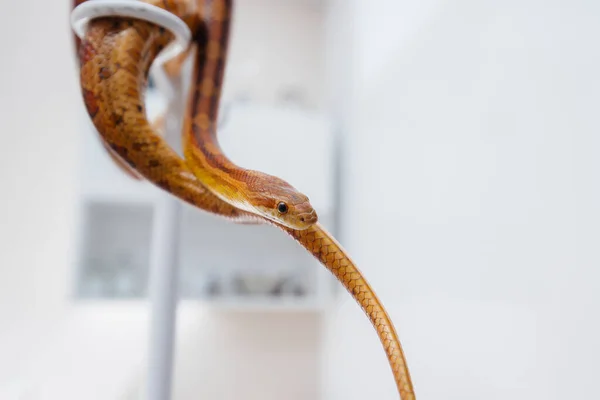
[[300, 217, 305, 222]]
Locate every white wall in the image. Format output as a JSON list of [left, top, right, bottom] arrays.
[[224, 0, 325, 109], [0, 0, 82, 394], [0, 0, 80, 332], [326, 0, 600, 398]]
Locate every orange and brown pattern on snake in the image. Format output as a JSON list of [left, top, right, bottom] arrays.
[[77, 2, 416, 398], [287, 225, 415, 399], [187, 0, 415, 395], [74, 0, 145, 180], [79, 15, 249, 220], [181, 0, 317, 231]]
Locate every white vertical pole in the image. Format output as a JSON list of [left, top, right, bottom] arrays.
[[146, 61, 185, 400], [147, 193, 181, 400]]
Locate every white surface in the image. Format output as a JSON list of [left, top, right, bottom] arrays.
[[171, 310, 320, 400], [0, 0, 80, 325], [223, 0, 325, 108], [0, 303, 321, 400], [324, 0, 600, 399], [71, 0, 191, 66]]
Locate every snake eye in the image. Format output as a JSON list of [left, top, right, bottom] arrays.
[[277, 202, 289, 214]]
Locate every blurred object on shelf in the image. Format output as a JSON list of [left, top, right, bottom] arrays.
[[271, 269, 309, 297], [276, 85, 310, 110], [205, 272, 223, 298], [232, 271, 283, 296], [230, 269, 310, 298]]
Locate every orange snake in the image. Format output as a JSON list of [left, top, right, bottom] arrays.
[[74, 0, 416, 397], [180, 1, 318, 230]]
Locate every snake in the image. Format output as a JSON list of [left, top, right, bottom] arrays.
[[180, 1, 318, 230], [74, 0, 416, 398]]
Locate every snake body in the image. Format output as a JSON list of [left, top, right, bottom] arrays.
[[76, 0, 415, 398], [182, 0, 317, 230]]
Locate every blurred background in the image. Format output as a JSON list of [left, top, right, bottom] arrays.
[[1, 0, 599, 399]]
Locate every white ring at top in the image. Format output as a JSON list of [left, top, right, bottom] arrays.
[[71, 0, 191, 65]]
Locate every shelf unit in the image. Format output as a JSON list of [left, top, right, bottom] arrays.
[[73, 92, 337, 312]]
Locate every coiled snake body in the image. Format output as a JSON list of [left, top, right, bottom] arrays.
[[75, 0, 416, 398]]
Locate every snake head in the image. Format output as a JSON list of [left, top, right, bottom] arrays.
[[249, 174, 318, 230]]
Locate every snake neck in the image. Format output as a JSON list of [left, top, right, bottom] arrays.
[[182, 0, 246, 200], [182, 132, 257, 212], [187, 0, 231, 133]]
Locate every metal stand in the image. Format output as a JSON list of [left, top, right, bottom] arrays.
[[146, 51, 187, 400], [147, 193, 181, 400]]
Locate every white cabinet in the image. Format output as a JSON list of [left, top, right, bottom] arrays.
[[74, 95, 337, 311]]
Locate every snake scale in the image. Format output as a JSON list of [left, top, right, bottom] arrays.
[[74, 0, 415, 397]]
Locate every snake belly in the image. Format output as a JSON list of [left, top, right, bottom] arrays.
[[76, 1, 416, 398]]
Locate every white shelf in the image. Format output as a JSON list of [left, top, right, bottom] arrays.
[[197, 296, 324, 312], [74, 297, 325, 313], [75, 198, 335, 308]]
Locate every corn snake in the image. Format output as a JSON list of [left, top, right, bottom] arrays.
[[73, 0, 416, 397]]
